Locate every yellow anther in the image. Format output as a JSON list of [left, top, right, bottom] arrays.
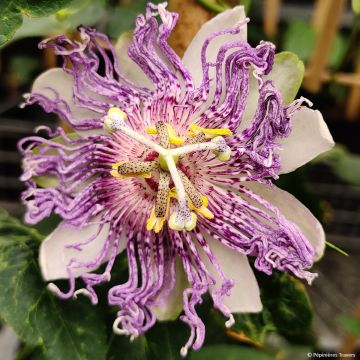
[[188, 124, 233, 139], [110, 162, 152, 179], [146, 127, 158, 134], [112, 162, 125, 168], [110, 170, 151, 179], [201, 195, 208, 207], [146, 124, 184, 145], [188, 195, 214, 220], [147, 208, 167, 233], [169, 189, 213, 221], [169, 188, 177, 199], [166, 124, 184, 145], [194, 206, 214, 219], [147, 190, 172, 233]]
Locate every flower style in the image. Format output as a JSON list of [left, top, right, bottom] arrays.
[[18, 3, 334, 356]]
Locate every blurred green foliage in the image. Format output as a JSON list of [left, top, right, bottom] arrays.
[[352, 0, 360, 15], [196, 0, 251, 15], [191, 345, 273, 360], [106, 0, 163, 39], [9, 55, 41, 85], [338, 315, 360, 339], [283, 21, 348, 70], [315, 145, 360, 186]]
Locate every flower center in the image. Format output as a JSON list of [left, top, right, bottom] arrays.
[[158, 153, 179, 172], [103, 107, 232, 233]]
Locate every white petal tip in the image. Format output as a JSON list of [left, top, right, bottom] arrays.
[[279, 108, 335, 174]]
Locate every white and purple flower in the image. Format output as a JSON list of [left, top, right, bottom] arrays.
[[18, 3, 334, 356]]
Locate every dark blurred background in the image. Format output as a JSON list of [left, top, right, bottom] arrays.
[[0, 0, 359, 359]]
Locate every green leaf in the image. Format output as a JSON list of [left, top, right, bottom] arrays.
[[107, 320, 190, 360], [107, 335, 147, 360], [15, 344, 43, 360], [19, 0, 74, 17], [230, 312, 275, 346], [0, 0, 73, 46], [0, 1, 22, 46], [0, 209, 108, 360], [11, 0, 106, 44], [147, 321, 192, 359], [225, 270, 313, 346], [209, 268, 313, 347], [29, 348, 48, 360], [338, 315, 360, 339], [314, 144, 360, 186], [244, 51, 304, 124], [190, 345, 274, 360], [267, 52, 305, 104], [256, 271, 313, 344], [224, 269, 313, 346]]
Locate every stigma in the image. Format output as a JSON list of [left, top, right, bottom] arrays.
[[103, 107, 232, 233]]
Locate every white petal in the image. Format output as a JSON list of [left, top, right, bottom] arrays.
[[278, 107, 334, 174], [152, 257, 188, 321], [115, 32, 153, 89], [182, 6, 246, 87], [32, 68, 97, 120], [200, 234, 262, 313], [32, 68, 106, 135], [244, 181, 326, 260], [39, 219, 125, 281], [0, 326, 19, 360]]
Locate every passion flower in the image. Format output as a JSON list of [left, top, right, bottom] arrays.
[[18, 3, 334, 356]]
